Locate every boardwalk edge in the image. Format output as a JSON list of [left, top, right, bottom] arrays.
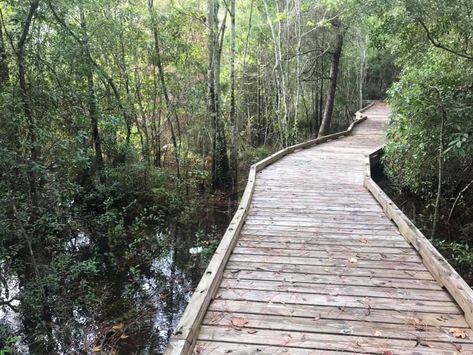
[[164, 104, 374, 354], [364, 147, 473, 328]]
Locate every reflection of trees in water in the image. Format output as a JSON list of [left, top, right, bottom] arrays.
[[1, 201, 233, 354]]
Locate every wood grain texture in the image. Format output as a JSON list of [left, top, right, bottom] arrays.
[[165, 102, 473, 354]]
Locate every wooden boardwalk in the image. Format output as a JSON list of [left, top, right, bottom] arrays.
[[166, 103, 473, 354]]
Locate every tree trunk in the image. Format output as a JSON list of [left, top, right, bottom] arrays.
[[229, 0, 238, 193], [148, 0, 180, 179], [318, 21, 344, 137], [431, 107, 445, 239], [17, 0, 41, 210], [209, 0, 230, 190], [134, 61, 150, 163], [359, 36, 367, 110], [0, 24, 9, 86], [80, 9, 103, 171]]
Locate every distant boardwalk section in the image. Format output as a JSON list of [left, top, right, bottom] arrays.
[[166, 103, 473, 354]]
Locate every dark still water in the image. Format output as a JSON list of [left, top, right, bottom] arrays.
[[0, 198, 235, 354]]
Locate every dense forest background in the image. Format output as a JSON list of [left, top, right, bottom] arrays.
[[0, 0, 471, 353]]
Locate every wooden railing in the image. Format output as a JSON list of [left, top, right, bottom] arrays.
[[164, 103, 374, 354], [364, 148, 473, 328]]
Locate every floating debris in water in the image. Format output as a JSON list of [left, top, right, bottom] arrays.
[[189, 247, 203, 255]]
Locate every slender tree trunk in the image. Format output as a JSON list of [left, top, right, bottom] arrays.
[[209, 0, 230, 189], [263, 0, 288, 146], [318, 21, 344, 137], [229, 0, 238, 194], [148, 0, 180, 179], [0, 24, 9, 86], [359, 36, 367, 110], [118, 32, 136, 147], [294, 0, 302, 139], [134, 61, 150, 162], [17, 0, 41, 210], [80, 9, 103, 171], [151, 55, 161, 167], [431, 107, 445, 239], [49, 3, 132, 152]]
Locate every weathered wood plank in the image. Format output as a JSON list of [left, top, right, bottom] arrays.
[[236, 239, 418, 254], [225, 260, 435, 280], [215, 288, 462, 314], [203, 311, 473, 343], [222, 269, 443, 290], [229, 254, 425, 271], [219, 277, 453, 301], [193, 342, 346, 355], [198, 326, 471, 353], [208, 299, 469, 328], [232, 246, 423, 263]]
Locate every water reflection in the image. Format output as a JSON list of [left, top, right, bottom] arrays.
[[0, 197, 234, 354]]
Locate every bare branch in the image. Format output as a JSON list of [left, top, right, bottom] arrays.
[[418, 19, 473, 60]]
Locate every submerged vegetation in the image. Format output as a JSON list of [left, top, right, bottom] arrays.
[[0, 0, 471, 353]]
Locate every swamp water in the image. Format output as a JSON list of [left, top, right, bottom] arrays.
[[0, 198, 235, 354]]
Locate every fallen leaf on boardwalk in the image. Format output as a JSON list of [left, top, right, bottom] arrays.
[[374, 330, 382, 336], [359, 238, 368, 244], [91, 346, 101, 353], [120, 334, 129, 339], [314, 314, 321, 321], [231, 317, 248, 328], [230, 269, 241, 274], [112, 323, 124, 331], [348, 256, 358, 263], [407, 318, 426, 331], [449, 328, 467, 338]]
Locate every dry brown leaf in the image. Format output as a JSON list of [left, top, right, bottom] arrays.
[[359, 238, 368, 244], [112, 322, 124, 331], [348, 256, 358, 263], [407, 318, 421, 326], [231, 317, 248, 328], [449, 328, 467, 339], [407, 318, 426, 331]]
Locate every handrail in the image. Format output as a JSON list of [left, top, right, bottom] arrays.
[[164, 103, 374, 354], [364, 148, 473, 328]]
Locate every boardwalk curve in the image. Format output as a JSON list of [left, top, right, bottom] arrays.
[[166, 103, 473, 354]]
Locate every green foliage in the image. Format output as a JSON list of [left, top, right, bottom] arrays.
[[240, 146, 273, 165], [433, 239, 473, 284], [0, 336, 20, 355], [384, 52, 473, 195]]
